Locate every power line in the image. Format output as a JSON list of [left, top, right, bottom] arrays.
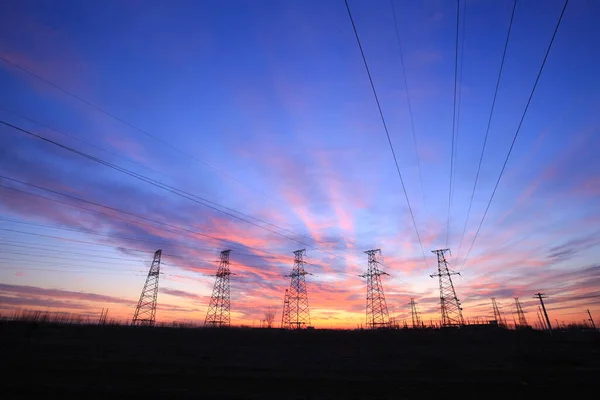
[[0, 106, 163, 177], [0, 211, 356, 280], [2, 112, 370, 266], [456, 0, 517, 263], [2, 126, 406, 281], [1, 181, 357, 276], [0, 221, 409, 288], [0, 246, 149, 263], [0, 244, 227, 278], [0, 224, 208, 253], [0, 55, 287, 207], [0, 217, 286, 269], [453, 0, 467, 202], [0, 107, 331, 249], [389, 0, 425, 207], [0, 111, 325, 249], [0, 252, 147, 271], [0, 240, 261, 280], [0, 263, 144, 276], [0, 243, 288, 273], [0, 223, 281, 261], [0, 121, 366, 267], [0, 228, 195, 255], [446, 0, 461, 248], [0, 255, 147, 272], [1, 238, 150, 254], [0, 121, 313, 248], [0, 179, 289, 261], [344, 0, 428, 268], [0, 225, 292, 269], [462, 0, 570, 268]]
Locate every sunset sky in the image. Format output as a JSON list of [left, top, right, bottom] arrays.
[[0, 0, 598, 329]]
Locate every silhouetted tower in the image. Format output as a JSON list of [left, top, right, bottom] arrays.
[[280, 289, 290, 328], [534, 293, 552, 331], [587, 309, 596, 329], [491, 298, 506, 328], [132, 249, 162, 326], [410, 298, 422, 328], [284, 249, 311, 329], [514, 297, 528, 328], [430, 249, 464, 326], [205, 250, 234, 327], [360, 249, 390, 329]]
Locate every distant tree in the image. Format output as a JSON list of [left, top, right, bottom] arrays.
[[264, 308, 276, 328]]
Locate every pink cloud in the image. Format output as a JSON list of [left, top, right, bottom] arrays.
[[101, 133, 148, 164]]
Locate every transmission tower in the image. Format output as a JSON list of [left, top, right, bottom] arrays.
[[280, 289, 290, 328], [409, 298, 422, 328], [514, 297, 529, 328], [491, 298, 506, 328], [205, 250, 234, 327], [283, 249, 311, 329], [132, 249, 162, 326], [360, 249, 390, 329], [430, 249, 464, 326]]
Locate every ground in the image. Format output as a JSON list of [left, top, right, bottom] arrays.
[[1, 322, 598, 399]]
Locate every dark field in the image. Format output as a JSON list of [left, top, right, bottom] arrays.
[[1, 322, 599, 399]]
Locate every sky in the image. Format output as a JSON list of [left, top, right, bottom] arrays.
[[0, 0, 599, 329]]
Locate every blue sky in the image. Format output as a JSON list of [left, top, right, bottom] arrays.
[[0, 0, 598, 328]]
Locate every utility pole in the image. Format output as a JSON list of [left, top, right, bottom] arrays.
[[132, 249, 162, 326], [360, 249, 390, 329], [586, 309, 596, 329], [283, 249, 311, 329], [430, 249, 464, 326], [205, 250, 234, 327], [280, 289, 290, 328], [410, 298, 422, 329], [514, 298, 528, 328], [534, 293, 552, 332], [491, 298, 506, 328]]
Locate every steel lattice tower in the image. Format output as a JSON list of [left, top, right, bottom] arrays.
[[410, 298, 422, 328], [514, 297, 529, 328], [491, 298, 506, 328], [132, 249, 162, 326], [281, 289, 290, 328], [205, 250, 233, 327], [283, 249, 311, 329], [430, 249, 464, 327], [360, 249, 390, 329]]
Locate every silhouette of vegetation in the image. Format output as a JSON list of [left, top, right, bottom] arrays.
[[264, 307, 276, 328], [1, 318, 598, 398]]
